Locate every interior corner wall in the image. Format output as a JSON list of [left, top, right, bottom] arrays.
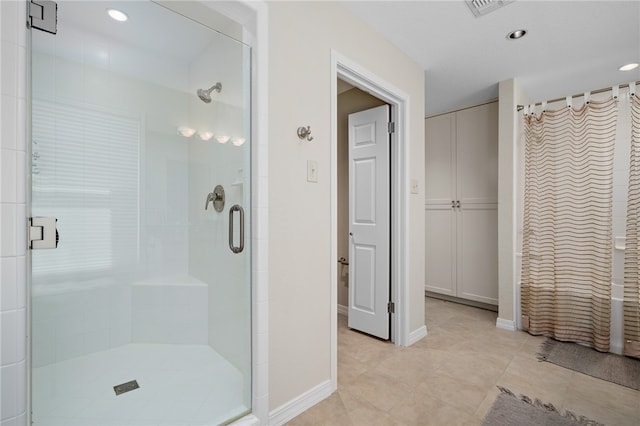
[[336, 88, 386, 309], [267, 1, 425, 411], [497, 79, 529, 327]]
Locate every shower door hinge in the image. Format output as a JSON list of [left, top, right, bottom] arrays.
[[28, 0, 57, 34], [387, 122, 395, 134], [29, 217, 59, 249], [387, 301, 395, 314]]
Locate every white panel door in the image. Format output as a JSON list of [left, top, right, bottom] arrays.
[[456, 102, 498, 305], [456, 102, 499, 205], [348, 105, 390, 339], [458, 205, 499, 304], [425, 207, 456, 295], [425, 112, 456, 206], [425, 113, 457, 295]]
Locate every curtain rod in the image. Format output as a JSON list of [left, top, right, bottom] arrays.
[[516, 80, 639, 112]]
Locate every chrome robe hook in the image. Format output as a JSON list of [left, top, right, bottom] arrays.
[[297, 126, 313, 142]]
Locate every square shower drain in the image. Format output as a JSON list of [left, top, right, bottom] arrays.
[[113, 380, 139, 396]]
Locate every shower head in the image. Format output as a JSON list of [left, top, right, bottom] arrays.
[[197, 82, 222, 103]]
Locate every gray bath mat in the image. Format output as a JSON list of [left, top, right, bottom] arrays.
[[482, 387, 604, 426], [538, 339, 640, 391]]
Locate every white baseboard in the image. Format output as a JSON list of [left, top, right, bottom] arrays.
[[496, 317, 517, 331], [408, 325, 427, 345], [268, 380, 333, 426], [337, 304, 348, 316]]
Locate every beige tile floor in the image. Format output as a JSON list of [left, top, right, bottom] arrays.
[[286, 297, 640, 426]]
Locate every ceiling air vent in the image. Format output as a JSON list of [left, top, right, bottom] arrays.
[[466, 0, 515, 17]]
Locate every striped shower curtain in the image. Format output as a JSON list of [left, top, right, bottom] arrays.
[[521, 98, 617, 353], [624, 93, 640, 358]]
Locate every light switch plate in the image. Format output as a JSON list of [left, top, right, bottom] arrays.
[[410, 179, 419, 194], [307, 160, 318, 183]]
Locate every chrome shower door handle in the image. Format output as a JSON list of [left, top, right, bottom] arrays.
[[229, 204, 245, 254]]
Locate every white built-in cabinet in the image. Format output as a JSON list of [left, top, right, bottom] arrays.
[[424, 102, 498, 306]]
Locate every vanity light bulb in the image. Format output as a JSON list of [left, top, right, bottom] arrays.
[[232, 137, 246, 147], [216, 135, 230, 144], [198, 131, 214, 141], [177, 126, 196, 138]]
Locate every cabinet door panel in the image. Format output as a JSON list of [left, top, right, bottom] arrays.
[[425, 103, 498, 305], [425, 208, 456, 296], [456, 103, 498, 204], [458, 205, 498, 305], [425, 114, 455, 205]]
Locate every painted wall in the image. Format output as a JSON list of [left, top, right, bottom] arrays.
[[497, 79, 528, 327], [336, 87, 386, 309], [267, 1, 425, 410]]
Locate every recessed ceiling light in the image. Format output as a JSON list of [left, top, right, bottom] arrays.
[[107, 8, 128, 22], [507, 29, 527, 40], [619, 63, 639, 72]]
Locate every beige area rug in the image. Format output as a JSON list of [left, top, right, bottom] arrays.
[[482, 387, 604, 426], [538, 339, 640, 391]]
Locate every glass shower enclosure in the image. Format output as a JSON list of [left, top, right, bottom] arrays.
[[29, 2, 252, 425]]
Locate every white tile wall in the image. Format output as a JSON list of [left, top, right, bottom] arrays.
[[31, 283, 133, 368], [131, 277, 208, 344], [1, 1, 28, 425]]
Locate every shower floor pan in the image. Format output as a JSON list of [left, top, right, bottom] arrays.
[[32, 344, 249, 426]]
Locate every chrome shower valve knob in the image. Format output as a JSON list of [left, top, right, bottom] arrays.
[[204, 185, 226, 212]]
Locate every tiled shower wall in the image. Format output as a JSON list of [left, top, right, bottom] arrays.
[[1, 1, 28, 425]]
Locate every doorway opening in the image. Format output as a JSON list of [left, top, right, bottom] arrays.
[[337, 86, 390, 338], [330, 51, 411, 390]]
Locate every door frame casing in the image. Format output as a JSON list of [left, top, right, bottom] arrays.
[[330, 50, 411, 390]]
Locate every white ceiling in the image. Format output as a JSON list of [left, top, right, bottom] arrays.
[[341, 1, 640, 116]]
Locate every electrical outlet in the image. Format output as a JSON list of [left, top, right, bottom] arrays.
[[307, 160, 318, 183]]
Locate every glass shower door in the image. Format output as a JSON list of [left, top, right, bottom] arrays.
[[29, 2, 251, 425]]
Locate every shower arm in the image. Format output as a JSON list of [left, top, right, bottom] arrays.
[[210, 83, 222, 93], [204, 83, 222, 95]]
